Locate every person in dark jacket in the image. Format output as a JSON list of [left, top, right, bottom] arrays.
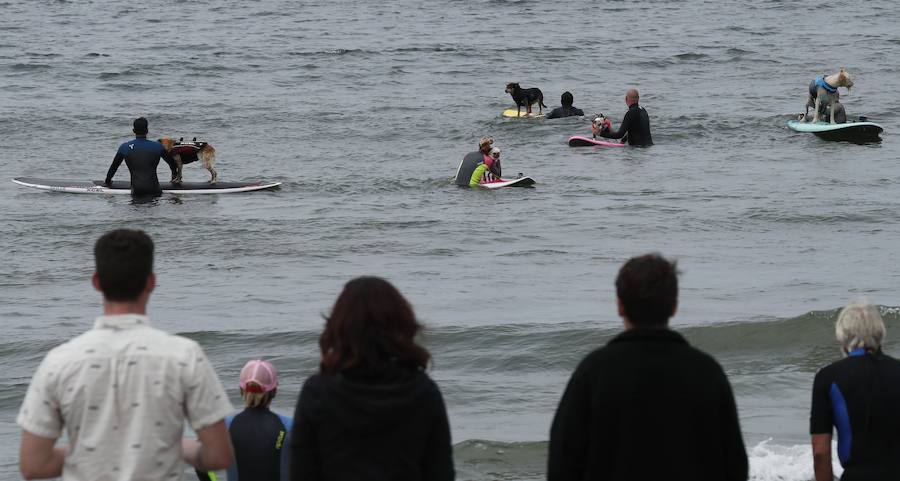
[[594, 88, 653, 146], [290, 276, 454, 481], [546, 91, 584, 119], [810, 299, 900, 481], [548, 253, 748, 481], [105, 117, 178, 196]]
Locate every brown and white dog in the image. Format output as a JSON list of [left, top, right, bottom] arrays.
[[805, 68, 854, 124], [159, 137, 217, 184]]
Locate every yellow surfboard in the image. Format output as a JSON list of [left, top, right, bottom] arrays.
[[501, 108, 545, 119]]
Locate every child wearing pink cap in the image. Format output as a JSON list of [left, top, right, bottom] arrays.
[[196, 359, 292, 481]]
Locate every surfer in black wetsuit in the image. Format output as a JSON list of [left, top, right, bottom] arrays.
[[546, 91, 585, 119], [595, 89, 653, 146], [105, 117, 178, 196], [811, 299, 900, 481]]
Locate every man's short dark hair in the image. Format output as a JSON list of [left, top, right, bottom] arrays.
[[615, 253, 678, 327], [561, 91, 574, 107], [94, 229, 154, 301], [133, 117, 148, 135]]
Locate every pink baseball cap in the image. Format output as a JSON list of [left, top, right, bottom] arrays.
[[239, 359, 278, 393]]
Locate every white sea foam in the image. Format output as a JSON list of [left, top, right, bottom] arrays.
[[749, 439, 842, 481]]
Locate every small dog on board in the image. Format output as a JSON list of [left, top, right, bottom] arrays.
[[505, 82, 547, 116], [158, 137, 217, 184], [805, 68, 854, 124]]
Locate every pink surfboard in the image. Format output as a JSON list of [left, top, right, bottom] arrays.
[[567, 136, 626, 147]]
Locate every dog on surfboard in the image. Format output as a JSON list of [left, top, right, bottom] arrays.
[[805, 68, 853, 124], [505, 82, 548, 116], [158, 137, 217, 184]]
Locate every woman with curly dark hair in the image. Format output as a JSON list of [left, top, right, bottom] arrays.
[[290, 276, 454, 481]]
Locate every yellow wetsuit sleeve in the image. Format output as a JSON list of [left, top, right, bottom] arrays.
[[469, 163, 487, 187]]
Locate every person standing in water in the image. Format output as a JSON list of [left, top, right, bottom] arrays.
[[105, 117, 178, 196]]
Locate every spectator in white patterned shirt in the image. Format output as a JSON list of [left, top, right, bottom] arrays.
[[17, 229, 234, 480]]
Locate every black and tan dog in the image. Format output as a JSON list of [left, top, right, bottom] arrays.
[[505, 82, 547, 116], [159, 137, 218, 184]]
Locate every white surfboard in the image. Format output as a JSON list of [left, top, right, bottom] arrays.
[[476, 177, 536, 189], [12, 177, 281, 195]]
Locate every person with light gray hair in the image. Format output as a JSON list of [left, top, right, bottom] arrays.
[[810, 298, 900, 481]]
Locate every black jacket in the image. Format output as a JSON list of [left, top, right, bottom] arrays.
[[548, 328, 748, 481], [290, 364, 454, 481], [600, 103, 653, 146]]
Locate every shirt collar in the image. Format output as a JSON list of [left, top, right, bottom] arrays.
[[609, 327, 686, 345], [93, 314, 151, 330]]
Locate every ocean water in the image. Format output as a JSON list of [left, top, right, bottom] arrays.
[[2, 0, 900, 479]]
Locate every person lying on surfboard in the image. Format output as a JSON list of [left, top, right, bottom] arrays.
[[546, 91, 585, 119], [593, 88, 653, 146]]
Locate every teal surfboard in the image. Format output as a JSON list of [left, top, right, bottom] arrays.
[[787, 120, 883, 142]]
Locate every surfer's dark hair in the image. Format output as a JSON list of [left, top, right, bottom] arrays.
[[561, 91, 574, 107], [133, 117, 148, 135], [320, 276, 430, 373], [94, 229, 154, 301], [615, 253, 679, 327]]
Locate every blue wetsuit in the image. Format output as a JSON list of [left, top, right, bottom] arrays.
[[196, 407, 293, 481], [811, 349, 900, 480], [105, 136, 177, 196]]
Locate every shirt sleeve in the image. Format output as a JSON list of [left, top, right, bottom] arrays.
[[291, 377, 322, 481], [547, 362, 591, 481], [159, 144, 178, 177], [280, 415, 294, 481], [716, 365, 749, 481], [105, 151, 125, 184], [600, 110, 634, 140], [181, 343, 233, 431], [810, 367, 834, 435], [423, 382, 455, 481], [16, 355, 64, 439]]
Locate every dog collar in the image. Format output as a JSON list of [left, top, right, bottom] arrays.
[[815, 76, 837, 93]]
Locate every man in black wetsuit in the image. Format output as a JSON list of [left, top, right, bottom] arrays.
[[811, 299, 900, 481], [546, 91, 585, 119], [548, 253, 748, 481], [105, 117, 177, 196], [594, 88, 653, 146]]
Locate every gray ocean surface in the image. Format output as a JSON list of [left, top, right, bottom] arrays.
[[3, 0, 900, 479]]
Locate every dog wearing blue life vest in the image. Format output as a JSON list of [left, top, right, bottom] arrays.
[[805, 68, 854, 124]]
